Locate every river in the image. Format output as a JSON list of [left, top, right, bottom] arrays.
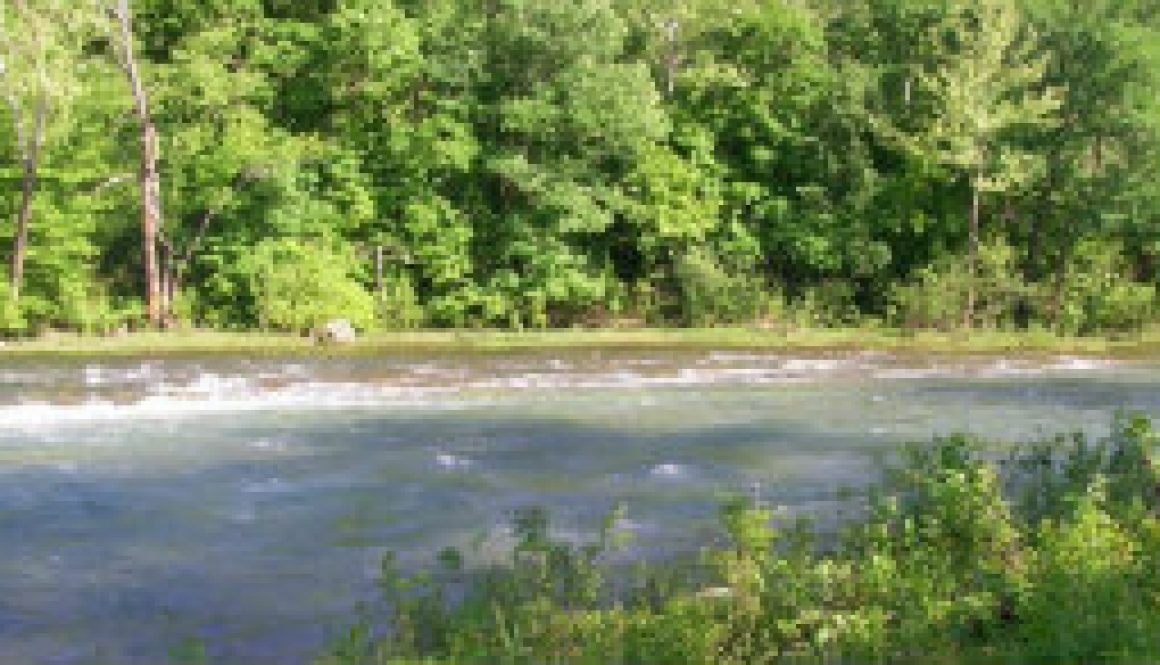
[[1, 349, 1157, 663]]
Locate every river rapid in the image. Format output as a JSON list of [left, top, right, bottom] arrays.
[[1, 349, 1158, 664]]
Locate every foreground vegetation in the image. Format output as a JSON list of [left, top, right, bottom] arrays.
[[3, 1, 1160, 336], [321, 416, 1160, 664]]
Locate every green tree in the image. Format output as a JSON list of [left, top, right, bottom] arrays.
[[0, 0, 88, 302], [103, 0, 166, 325], [887, 0, 1061, 327], [1021, 0, 1160, 321]]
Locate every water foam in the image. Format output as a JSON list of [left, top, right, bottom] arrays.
[[0, 379, 474, 429], [0, 352, 1124, 429], [650, 463, 685, 478], [434, 453, 473, 470]]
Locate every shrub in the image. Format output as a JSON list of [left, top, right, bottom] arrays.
[[790, 280, 859, 328], [0, 283, 27, 337], [891, 238, 1026, 330], [377, 266, 424, 330], [675, 249, 775, 327], [1012, 481, 1155, 664], [1050, 240, 1156, 334], [241, 238, 375, 333]]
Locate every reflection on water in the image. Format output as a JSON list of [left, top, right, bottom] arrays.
[[0, 349, 1157, 664]]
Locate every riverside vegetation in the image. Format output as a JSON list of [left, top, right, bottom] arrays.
[[2, 1, 1160, 337], [319, 415, 1160, 665]]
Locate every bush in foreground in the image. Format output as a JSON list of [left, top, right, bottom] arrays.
[[322, 416, 1160, 665]]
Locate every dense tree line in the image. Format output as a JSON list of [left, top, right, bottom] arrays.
[[1, 0, 1159, 334]]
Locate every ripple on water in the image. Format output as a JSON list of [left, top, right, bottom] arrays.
[[650, 463, 686, 479], [247, 439, 289, 453], [435, 453, 473, 470], [242, 478, 289, 495]]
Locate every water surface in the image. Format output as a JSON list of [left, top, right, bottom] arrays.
[[1, 349, 1157, 663]]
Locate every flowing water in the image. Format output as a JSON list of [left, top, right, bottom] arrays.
[[1, 348, 1159, 664]]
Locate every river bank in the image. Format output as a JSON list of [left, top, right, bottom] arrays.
[[2, 326, 1160, 359]]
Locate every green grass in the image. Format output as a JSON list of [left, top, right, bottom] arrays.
[[4, 326, 1160, 358]]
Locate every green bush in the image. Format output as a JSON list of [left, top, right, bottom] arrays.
[[377, 266, 425, 330], [54, 280, 121, 335], [675, 249, 775, 327], [790, 280, 859, 328], [322, 416, 1160, 665], [0, 269, 124, 336], [241, 238, 376, 333], [1050, 241, 1155, 334], [0, 280, 27, 336], [891, 239, 1026, 330]]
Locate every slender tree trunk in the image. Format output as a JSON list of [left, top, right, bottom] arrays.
[[114, 0, 162, 327], [160, 209, 214, 326], [10, 100, 46, 302], [159, 241, 172, 325], [374, 245, 384, 294], [964, 183, 980, 329], [663, 19, 679, 97], [141, 123, 162, 325], [1051, 229, 1072, 325]]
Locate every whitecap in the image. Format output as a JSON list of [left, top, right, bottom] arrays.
[[435, 453, 472, 470], [248, 439, 289, 453], [780, 358, 847, 373], [242, 478, 289, 494], [1050, 356, 1115, 372], [650, 463, 685, 478]]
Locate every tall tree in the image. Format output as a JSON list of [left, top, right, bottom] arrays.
[[0, 0, 85, 301], [1022, 0, 1160, 319], [106, 0, 163, 326], [894, 0, 1061, 326]]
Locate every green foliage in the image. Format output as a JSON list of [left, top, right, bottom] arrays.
[[323, 416, 1160, 665], [892, 238, 1157, 334], [1, 0, 1159, 334], [674, 249, 774, 327], [789, 281, 860, 328], [377, 266, 424, 331], [892, 238, 1027, 330], [240, 238, 375, 333], [1053, 241, 1156, 334], [0, 279, 25, 335]]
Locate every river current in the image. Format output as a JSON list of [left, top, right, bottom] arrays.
[[1, 349, 1157, 663]]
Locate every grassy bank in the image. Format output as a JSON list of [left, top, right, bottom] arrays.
[[322, 416, 1160, 665], [3, 326, 1160, 359]]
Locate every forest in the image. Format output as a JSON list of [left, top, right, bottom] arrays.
[[2, 0, 1159, 336]]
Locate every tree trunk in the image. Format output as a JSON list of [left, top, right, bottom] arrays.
[[964, 183, 980, 329], [114, 0, 162, 327], [159, 240, 172, 325], [374, 245, 384, 294], [10, 100, 46, 302], [1051, 230, 1072, 327], [159, 209, 214, 327], [663, 19, 679, 97], [141, 122, 162, 326]]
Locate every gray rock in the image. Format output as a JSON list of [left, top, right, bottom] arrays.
[[315, 319, 357, 344]]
